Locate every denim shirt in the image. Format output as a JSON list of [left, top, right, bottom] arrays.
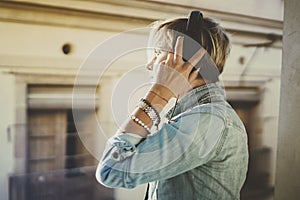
[[96, 83, 249, 200]]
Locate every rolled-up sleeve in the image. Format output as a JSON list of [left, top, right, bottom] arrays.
[[96, 109, 225, 189]]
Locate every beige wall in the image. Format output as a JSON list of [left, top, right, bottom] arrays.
[[151, 0, 283, 20], [0, 73, 16, 200], [0, 18, 149, 200], [260, 79, 281, 186]]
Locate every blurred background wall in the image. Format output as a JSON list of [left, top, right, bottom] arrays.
[[0, 0, 285, 200]]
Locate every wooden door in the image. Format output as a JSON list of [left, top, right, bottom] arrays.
[[65, 109, 98, 169], [27, 109, 67, 173]]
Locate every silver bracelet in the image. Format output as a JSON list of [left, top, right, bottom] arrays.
[[130, 115, 151, 134], [138, 99, 161, 130]]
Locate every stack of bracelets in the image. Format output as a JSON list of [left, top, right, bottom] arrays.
[[130, 98, 161, 134]]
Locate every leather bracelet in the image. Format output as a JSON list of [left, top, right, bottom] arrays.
[[149, 90, 169, 103]]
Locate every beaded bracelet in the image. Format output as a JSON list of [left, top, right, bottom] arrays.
[[130, 115, 151, 134], [138, 98, 161, 130]]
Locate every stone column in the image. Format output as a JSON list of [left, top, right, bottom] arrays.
[[275, 0, 300, 199]]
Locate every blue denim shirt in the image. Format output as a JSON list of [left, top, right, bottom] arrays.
[[96, 83, 249, 200]]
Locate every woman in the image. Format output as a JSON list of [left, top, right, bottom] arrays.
[[96, 11, 249, 200]]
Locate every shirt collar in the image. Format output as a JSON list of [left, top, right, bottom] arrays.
[[165, 82, 226, 120]]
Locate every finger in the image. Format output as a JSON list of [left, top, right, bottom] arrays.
[[174, 36, 184, 63], [154, 62, 165, 77], [158, 60, 166, 67], [188, 68, 200, 80], [165, 53, 174, 67], [186, 47, 206, 67], [146, 57, 155, 70]]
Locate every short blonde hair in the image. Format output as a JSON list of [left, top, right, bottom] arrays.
[[149, 17, 230, 74]]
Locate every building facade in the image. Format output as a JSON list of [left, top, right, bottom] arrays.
[[0, 1, 283, 200]]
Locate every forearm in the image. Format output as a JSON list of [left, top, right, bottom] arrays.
[[118, 84, 174, 138]]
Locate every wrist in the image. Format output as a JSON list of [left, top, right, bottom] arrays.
[[150, 84, 174, 101], [144, 91, 166, 114]]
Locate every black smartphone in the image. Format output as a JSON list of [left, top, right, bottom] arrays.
[[182, 10, 220, 82]]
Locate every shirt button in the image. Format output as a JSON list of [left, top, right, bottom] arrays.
[[112, 152, 119, 159]]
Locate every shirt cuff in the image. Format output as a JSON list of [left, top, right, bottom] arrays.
[[105, 133, 144, 161], [119, 133, 144, 146]]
